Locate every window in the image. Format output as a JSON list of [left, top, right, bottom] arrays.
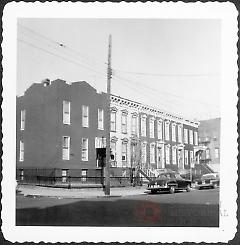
[[81, 170, 87, 182], [62, 169, 67, 183], [184, 150, 188, 165], [63, 101, 70, 125], [150, 143, 155, 163], [184, 128, 188, 144], [141, 143, 147, 163], [62, 136, 70, 160], [157, 120, 163, 140], [172, 147, 176, 164], [122, 142, 127, 161], [190, 151, 194, 166], [206, 149, 210, 159], [20, 169, 24, 181], [194, 131, 198, 145], [165, 145, 170, 165], [110, 111, 116, 132], [20, 110, 26, 130], [82, 105, 89, 127], [172, 123, 176, 142], [141, 116, 146, 137], [98, 109, 104, 130], [189, 130, 193, 145], [110, 142, 116, 161], [82, 138, 88, 161], [149, 118, 155, 138], [165, 121, 170, 141], [215, 148, 220, 158], [19, 141, 24, 162], [178, 125, 183, 143], [121, 113, 127, 134], [131, 115, 137, 135]]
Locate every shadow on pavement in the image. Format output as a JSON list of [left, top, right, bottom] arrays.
[[16, 197, 219, 227]]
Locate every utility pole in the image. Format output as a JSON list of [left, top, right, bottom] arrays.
[[104, 35, 112, 195]]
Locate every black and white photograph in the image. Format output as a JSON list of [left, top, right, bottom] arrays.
[[2, 2, 238, 243]]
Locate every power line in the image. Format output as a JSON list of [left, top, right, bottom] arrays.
[[113, 74, 220, 109], [111, 74, 220, 120], [111, 76, 185, 116], [113, 68, 220, 77], [18, 38, 107, 79], [18, 24, 108, 68]]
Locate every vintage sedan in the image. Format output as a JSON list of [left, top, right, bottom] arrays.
[[194, 173, 220, 190], [147, 172, 192, 194]]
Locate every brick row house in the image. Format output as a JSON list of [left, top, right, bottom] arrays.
[[16, 79, 200, 184]]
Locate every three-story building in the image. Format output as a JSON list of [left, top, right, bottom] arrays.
[[16, 79, 200, 183]]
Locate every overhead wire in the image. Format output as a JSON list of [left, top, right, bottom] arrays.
[[18, 38, 107, 80], [113, 68, 220, 77], [18, 24, 108, 69], [18, 24, 219, 119], [111, 74, 219, 119], [113, 73, 220, 109]]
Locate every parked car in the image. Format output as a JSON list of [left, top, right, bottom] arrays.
[[194, 173, 220, 190], [147, 172, 192, 194]]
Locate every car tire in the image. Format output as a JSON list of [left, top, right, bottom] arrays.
[[151, 189, 157, 194], [186, 184, 191, 192], [213, 183, 217, 189], [169, 186, 175, 194]]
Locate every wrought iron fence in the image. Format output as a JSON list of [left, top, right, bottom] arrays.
[[16, 169, 145, 188]]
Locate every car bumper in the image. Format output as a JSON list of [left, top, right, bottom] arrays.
[[195, 184, 214, 188], [147, 186, 169, 191]]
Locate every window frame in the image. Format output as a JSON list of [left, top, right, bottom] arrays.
[[19, 140, 24, 162], [165, 145, 170, 165], [215, 148, 220, 158], [194, 131, 198, 146], [165, 121, 170, 141], [150, 143, 155, 163], [110, 141, 117, 161], [190, 150, 194, 166], [141, 116, 147, 137], [172, 146, 177, 165], [20, 109, 26, 130], [98, 108, 104, 130], [172, 123, 176, 142], [149, 118, 155, 138], [110, 111, 117, 132], [82, 138, 89, 161], [62, 136, 70, 160], [178, 125, 183, 143], [157, 120, 163, 140], [184, 150, 189, 165], [184, 128, 188, 144], [189, 130, 193, 145], [121, 142, 127, 162], [63, 101, 71, 125], [141, 143, 147, 163], [131, 115, 137, 135], [121, 113, 127, 134], [82, 105, 89, 128]]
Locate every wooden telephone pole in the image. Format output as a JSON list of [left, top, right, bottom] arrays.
[[104, 35, 112, 195]]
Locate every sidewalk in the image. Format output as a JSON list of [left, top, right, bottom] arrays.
[[17, 184, 148, 199]]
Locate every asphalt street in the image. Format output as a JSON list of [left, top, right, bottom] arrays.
[[16, 188, 219, 227]]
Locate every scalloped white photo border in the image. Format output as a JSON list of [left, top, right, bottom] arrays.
[[2, 2, 238, 243]]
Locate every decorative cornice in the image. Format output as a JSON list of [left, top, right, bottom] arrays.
[[110, 94, 199, 127]]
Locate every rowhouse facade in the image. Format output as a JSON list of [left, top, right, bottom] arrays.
[[16, 79, 200, 183]]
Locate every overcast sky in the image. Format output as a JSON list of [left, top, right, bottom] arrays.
[[17, 18, 221, 121]]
